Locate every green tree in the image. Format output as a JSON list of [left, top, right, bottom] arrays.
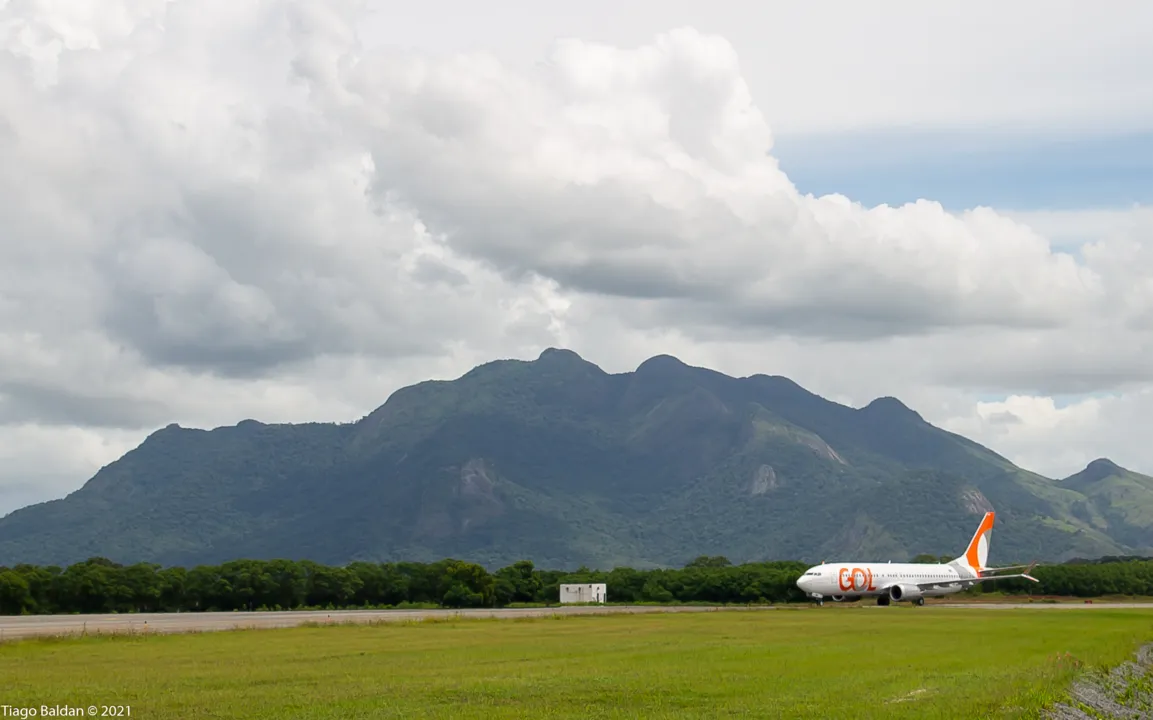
[[495, 560, 542, 603], [0, 570, 33, 614]]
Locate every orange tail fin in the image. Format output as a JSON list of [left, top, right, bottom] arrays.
[[953, 511, 995, 576]]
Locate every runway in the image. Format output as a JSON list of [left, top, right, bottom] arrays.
[[2, 602, 1150, 641], [0, 604, 770, 641]]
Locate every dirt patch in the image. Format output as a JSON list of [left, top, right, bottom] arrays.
[[885, 688, 929, 704], [1044, 644, 1153, 719]]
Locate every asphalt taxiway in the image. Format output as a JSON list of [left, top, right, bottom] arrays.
[[0, 604, 770, 641], [1, 602, 1149, 641]]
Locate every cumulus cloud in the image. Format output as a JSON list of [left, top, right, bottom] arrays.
[[1, 0, 1152, 513], [941, 391, 1153, 479], [0, 424, 143, 511], [335, 30, 1102, 339], [352, 0, 1153, 135]]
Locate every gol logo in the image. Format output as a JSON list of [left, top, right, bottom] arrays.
[[838, 567, 877, 592]]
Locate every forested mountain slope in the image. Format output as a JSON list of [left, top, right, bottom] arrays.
[[0, 348, 1147, 569]]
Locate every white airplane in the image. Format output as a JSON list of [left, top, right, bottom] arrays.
[[795, 511, 1038, 606]]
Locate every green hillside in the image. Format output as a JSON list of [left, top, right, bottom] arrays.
[[1059, 458, 1153, 552], [0, 348, 1145, 569]]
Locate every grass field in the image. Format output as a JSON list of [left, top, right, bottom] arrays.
[[3, 608, 1153, 719]]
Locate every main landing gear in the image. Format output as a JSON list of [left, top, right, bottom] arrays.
[[876, 595, 926, 607]]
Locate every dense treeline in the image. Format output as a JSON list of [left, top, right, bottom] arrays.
[[986, 556, 1153, 598], [0, 556, 808, 615], [2, 554, 1152, 615]]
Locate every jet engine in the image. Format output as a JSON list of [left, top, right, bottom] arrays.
[[888, 584, 923, 602], [829, 595, 861, 603]]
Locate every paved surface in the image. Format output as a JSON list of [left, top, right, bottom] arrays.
[[3, 602, 1150, 641], [0, 605, 772, 641]]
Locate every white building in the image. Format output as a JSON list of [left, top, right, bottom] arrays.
[[559, 583, 607, 604]]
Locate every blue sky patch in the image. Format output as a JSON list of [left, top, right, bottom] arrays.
[[772, 128, 1153, 212]]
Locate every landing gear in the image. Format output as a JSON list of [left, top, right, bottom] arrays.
[[915, 597, 925, 607], [877, 595, 890, 607]]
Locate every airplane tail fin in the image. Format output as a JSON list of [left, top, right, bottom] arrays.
[[950, 511, 995, 576]]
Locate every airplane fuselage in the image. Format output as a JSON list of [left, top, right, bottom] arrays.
[[796, 561, 977, 602]]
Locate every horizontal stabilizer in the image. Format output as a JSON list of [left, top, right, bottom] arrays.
[[987, 571, 1039, 584]]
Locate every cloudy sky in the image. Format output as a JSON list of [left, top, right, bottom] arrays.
[[2, 0, 1152, 515]]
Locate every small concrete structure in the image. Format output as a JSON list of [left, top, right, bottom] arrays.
[[559, 583, 607, 604]]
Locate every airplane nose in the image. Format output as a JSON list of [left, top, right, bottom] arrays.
[[796, 576, 811, 592]]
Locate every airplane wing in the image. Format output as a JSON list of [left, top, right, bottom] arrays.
[[913, 577, 983, 590], [914, 571, 1039, 591]]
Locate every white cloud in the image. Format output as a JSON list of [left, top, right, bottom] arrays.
[[334, 29, 1105, 338], [356, 0, 1153, 135], [0, 424, 143, 512], [1003, 207, 1153, 252], [1, 0, 1152, 514], [940, 391, 1153, 479]]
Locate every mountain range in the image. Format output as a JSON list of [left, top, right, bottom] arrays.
[[1, 348, 1151, 570]]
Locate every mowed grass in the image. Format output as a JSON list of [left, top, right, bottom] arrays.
[[3, 608, 1153, 719]]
